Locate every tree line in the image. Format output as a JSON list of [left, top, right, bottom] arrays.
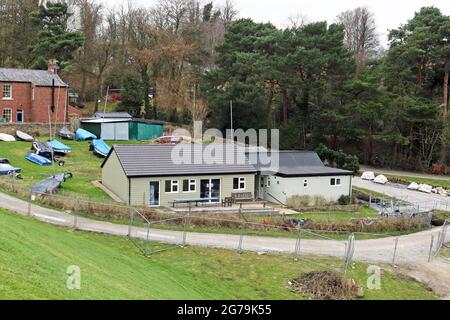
[[0, 1, 449, 171]]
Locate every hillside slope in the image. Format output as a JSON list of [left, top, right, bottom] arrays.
[[0, 210, 437, 300]]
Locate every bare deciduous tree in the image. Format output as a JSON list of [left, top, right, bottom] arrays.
[[337, 7, 379, 69]]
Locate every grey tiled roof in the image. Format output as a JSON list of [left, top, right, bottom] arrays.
[[248, 151, 354, 177], [94, 112, 132, 119], [0, 68, 67, 87], [107, 144, 257, 178]]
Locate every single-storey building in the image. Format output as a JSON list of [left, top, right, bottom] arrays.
[[249, 151, 353, 205], [81, 112, 164, 141], [101, 144, 257, 206], [101, 145, 354, 207]]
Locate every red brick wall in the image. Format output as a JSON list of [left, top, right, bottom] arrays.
[[0, 82, 82, 123], [0, 82, 32, 122]]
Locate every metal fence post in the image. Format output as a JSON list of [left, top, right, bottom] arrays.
[[145, 222, 150, 257], [72, 198, 78, 229], [392, 238, 399, 266], [428, 235, 435, 263], [182, 213, 189, 247], [293, 227, 302, 261], [128, 207, 134, 238], [27, 191, 33, 216], [237, 222, 245, 254]]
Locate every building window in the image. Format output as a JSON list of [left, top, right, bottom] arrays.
[[330, 178, 342, 186], [2, 85, 12, 99], [165, 180, 179, 193], [233, 177, 246, 190], [183, 179, 196, 193], [16, 109, 24, 123], [304, 179, 308, 188], [2, 108, 12, 122]]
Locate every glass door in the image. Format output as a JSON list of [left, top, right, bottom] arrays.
[[200, 179, 221, 203], [149, 181, 160, 206]]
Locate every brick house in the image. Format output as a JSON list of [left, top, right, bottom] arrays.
[[0, 62, 82, 123]]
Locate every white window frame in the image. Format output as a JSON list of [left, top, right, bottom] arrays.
[[330, 178, 342, 187], [2, 108, 12, 122], [183, 179, 196, 193], [165, 180, 179, 194], [2, 84, 12, 100], [234, 177, 246, 191]]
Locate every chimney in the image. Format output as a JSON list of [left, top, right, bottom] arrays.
[[48, 59, 59, 74]]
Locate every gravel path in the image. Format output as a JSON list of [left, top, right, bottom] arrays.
[[1, 190, 449, 298], [353, 177, 450, 212], [360, 165, 450, 181]]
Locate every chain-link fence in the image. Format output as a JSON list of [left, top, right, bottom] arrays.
[[21, 189, 448, 273], [128, 208, 186, 256]]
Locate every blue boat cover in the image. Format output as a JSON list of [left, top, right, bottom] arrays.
[[76, 128, 97, 141], [26, 153, 52, 166], [92, 139, 111, 157], [48, 139, 72, 153]]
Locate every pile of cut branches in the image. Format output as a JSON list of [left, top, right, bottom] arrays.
[[290, 271, 363, 300]]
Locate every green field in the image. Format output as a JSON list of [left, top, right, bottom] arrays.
[[0, 210, 437, 300], [386, 175, 450, 189], [0, 139, 145, 201]]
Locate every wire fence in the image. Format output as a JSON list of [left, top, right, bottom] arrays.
[[20, 189, 450, 273]]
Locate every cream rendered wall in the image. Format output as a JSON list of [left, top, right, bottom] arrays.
[[129, 174, 256, 207], [101, 151, 129, 203], [259, 175, 352, 205]]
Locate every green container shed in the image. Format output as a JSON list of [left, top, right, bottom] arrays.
[[129, 120, 164, 141]]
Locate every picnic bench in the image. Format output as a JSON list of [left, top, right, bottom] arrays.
[[231, 192, 254, 203], [172, 197, 219, 208]]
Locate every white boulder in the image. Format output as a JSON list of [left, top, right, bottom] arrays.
[[407, 182, 420, 191], [373, 175, 389, 185], [361, 171, 376, 181], [418, 184, 433, 194]]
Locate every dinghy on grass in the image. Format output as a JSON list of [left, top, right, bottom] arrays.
[[0, 133, 16, 142], [76, 128, 97, 141], [0, 159, 21, 178], [32, 141, 65, 166], [16, 130, 34, 142], [31, 172, 73, 194], [26, 153, 52, 166], [91, 139, 111, 157], [48, 139, 72, 154], [58, 126, 76, 140]]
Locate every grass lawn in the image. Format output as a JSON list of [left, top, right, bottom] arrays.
[[353, 186, 397, 200], [82, 101, 119, 116], [386, 175, 450, 189], [440, 247, 450, 259], [0, 209, 437, 300], [0, 139, 148, 202], [290, 207, 379, 223]]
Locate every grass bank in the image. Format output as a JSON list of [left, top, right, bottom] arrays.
[[0, 209, 436, 300]]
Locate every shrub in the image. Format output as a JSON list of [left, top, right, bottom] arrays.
[[287, 195, 312, 208], [316, 144, 360, 173], [338, 195, 352, 206], [313, 195, 328, 207]]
